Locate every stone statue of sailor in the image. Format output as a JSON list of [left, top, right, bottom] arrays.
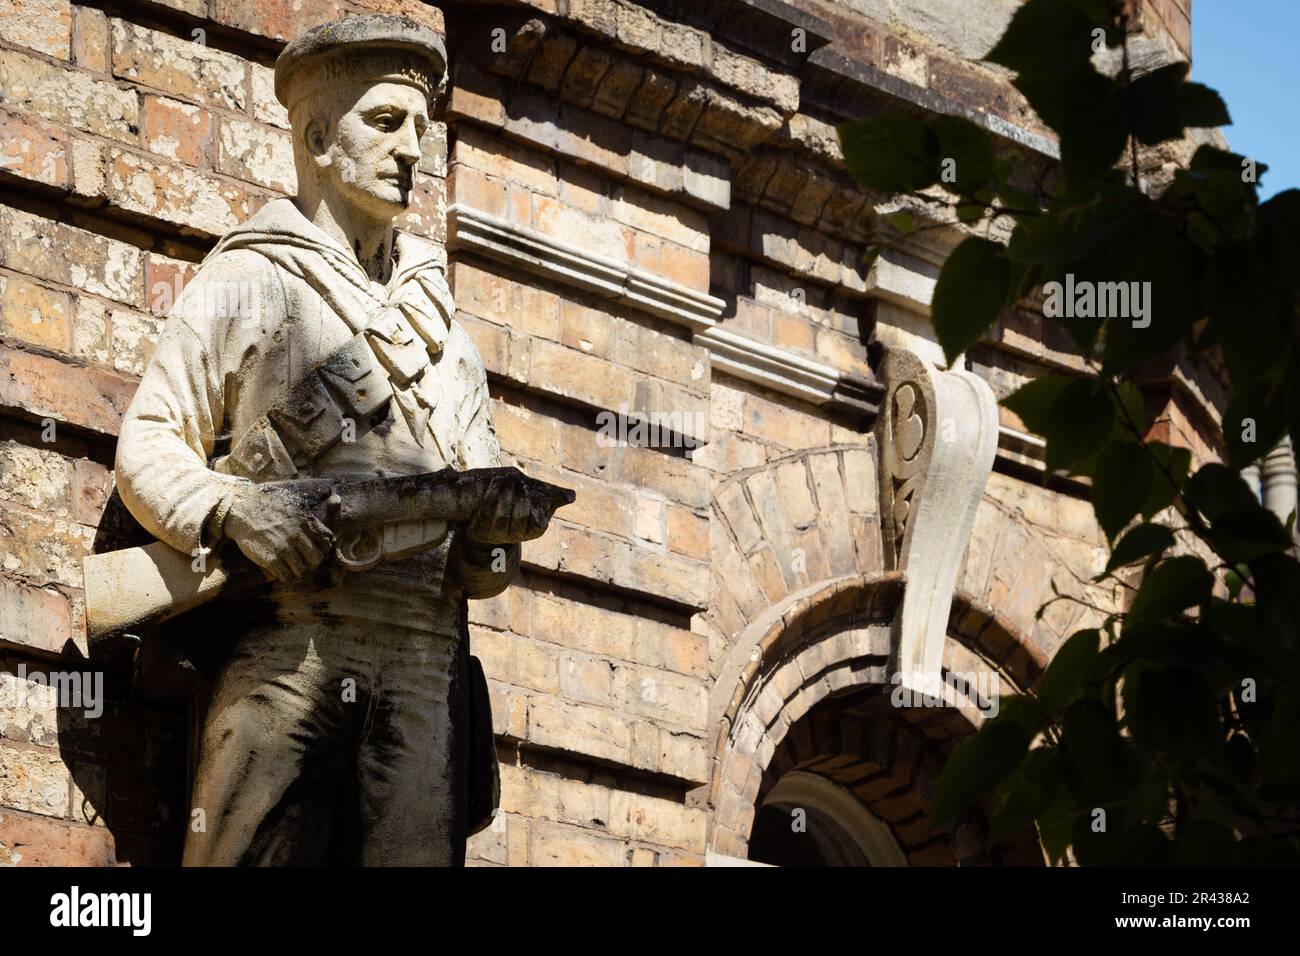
[[113, 15, 559, 865]]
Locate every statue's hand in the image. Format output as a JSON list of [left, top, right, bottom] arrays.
[[465, 470, 561, 545], [224, 484, 336, 583]]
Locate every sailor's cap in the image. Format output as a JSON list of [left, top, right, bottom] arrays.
[[274, 14, 448, 111]]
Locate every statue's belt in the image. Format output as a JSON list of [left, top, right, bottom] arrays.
[[216, 295, 449, 482]]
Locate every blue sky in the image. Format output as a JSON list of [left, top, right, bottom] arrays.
[[1192, 1, 1299, 200]]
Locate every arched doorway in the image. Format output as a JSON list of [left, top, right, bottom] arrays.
[[749, 770, 908, 866], [706, 575, 1047, 866]]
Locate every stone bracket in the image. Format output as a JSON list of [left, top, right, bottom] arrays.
[[875, 346, 997, 688]]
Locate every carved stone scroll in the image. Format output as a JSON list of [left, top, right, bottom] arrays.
[[875, 346, 998, 689]]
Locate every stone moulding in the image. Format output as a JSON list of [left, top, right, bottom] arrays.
[[447, 202, 881, 419], [697, 324, 838, 404], [447, 203, 723, 332], [876, 346, 998, 689]]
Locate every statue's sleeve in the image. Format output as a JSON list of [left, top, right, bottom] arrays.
[[114, 255, 269, 557], [449, 323, 521, 598]]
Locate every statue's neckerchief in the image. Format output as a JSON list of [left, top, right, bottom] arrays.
[[206, 198, 457, 453]]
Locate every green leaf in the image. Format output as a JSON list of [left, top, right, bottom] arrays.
[[838, 115, 940, 193], [1060, 699, 1135, 804], [1105, 522, 1175, 573], [932, 115, 997, 195], [1223, 379, 1288, 468], [1207, 505, 1294, 564], [1074, 821, 1173, 866], [1179, 82, 1231, 130], [1175, 821, 1241, 866], [1141, 441, 1191, 518], [1002, 375, 1072, 435], [1119, 62, 1190, 146], [1036, 629, 1101, 712], [886, 210, 916, 234], [1091, 440, 1154, 540], [929, 722, 1032, 831], [931, 236, 1010, 364], [1185, 463, 1260, 523], [1035, 784, 1079, 864], [1058, 72, 1126, 185], [988, 747, 1061, 847], [1127, 555, 1213, 623], [987, 0, 1102, 130], [1123, 664, 1221, 757], [1100, 233, 1206, 375], [1046, 379, 1118, 473], [985, 0, 1098, 76]]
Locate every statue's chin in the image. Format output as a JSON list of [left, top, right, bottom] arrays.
[[330, 180, 411, 222]]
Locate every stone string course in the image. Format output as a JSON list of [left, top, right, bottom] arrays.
[[0, 0, 1217, 866]]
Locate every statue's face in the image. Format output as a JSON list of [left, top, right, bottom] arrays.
[[319, 80, 429, 220]]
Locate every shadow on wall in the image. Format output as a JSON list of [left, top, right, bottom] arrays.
[[50, 492, 193, 864]]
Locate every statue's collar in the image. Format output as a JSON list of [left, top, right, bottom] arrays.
[[210, 197, 441, 297]]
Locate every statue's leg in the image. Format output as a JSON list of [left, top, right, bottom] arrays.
[[182, 622, 362, 866], [355, 624, 459, 866]]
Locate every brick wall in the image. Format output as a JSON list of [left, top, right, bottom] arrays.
[[0, 0, 1222, 866]]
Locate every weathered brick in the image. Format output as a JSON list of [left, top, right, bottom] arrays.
[[530, 589, 635, 662], [0, 274, 71, 352], [659, 240, 709, 290], [0, 809, 116, 865], [248, 63, 289, 129], [0, 0, 72, 60], [71, 5, 109, 73], [108, 149, 260, 237], [559, 46, 611, 107], [529, 819, 625, 866], [0, 345, 135, 436], [0, 502, 95, 587], [0, 577, 72, 655], [454, 125, 557, 197], [217, 115, 295, 193], [0, 112, 69, 190], [0, 441, 70, 516], [625, 70, 677, 131], [212, 0, 345, 41], [69, 136, 107, 204], [591, 60, 643, 119], [0, 48, 138, 143], [607, 790, 706, 852], [614, 3, 660, 52], [141, 96, 211, 169], [527, 34, 578, 93], [742, 389, 832, 450], [528, 695, 630, 764], [69, 456, 112, 526], [447, 162, 508, 219], [0, 746, 70, 818], [0, 206, 143, 305], [108, 307, 165, 377], [71, 295, 110, 366], [475, 627, 562, 695], [111, 19, 247, 112]]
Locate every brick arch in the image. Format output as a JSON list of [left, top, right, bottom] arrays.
[[702, 443, 884, 680], [705, 572, 1047, 861]]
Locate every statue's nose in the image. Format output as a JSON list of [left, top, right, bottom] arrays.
[[395, 117, 423, 165]]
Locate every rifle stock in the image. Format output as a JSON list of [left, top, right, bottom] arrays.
[[83, 539, 261, 646], [83, 467, 575, 645]]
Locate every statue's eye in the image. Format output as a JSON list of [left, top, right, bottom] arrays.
[[374, 114, 401, 132]]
